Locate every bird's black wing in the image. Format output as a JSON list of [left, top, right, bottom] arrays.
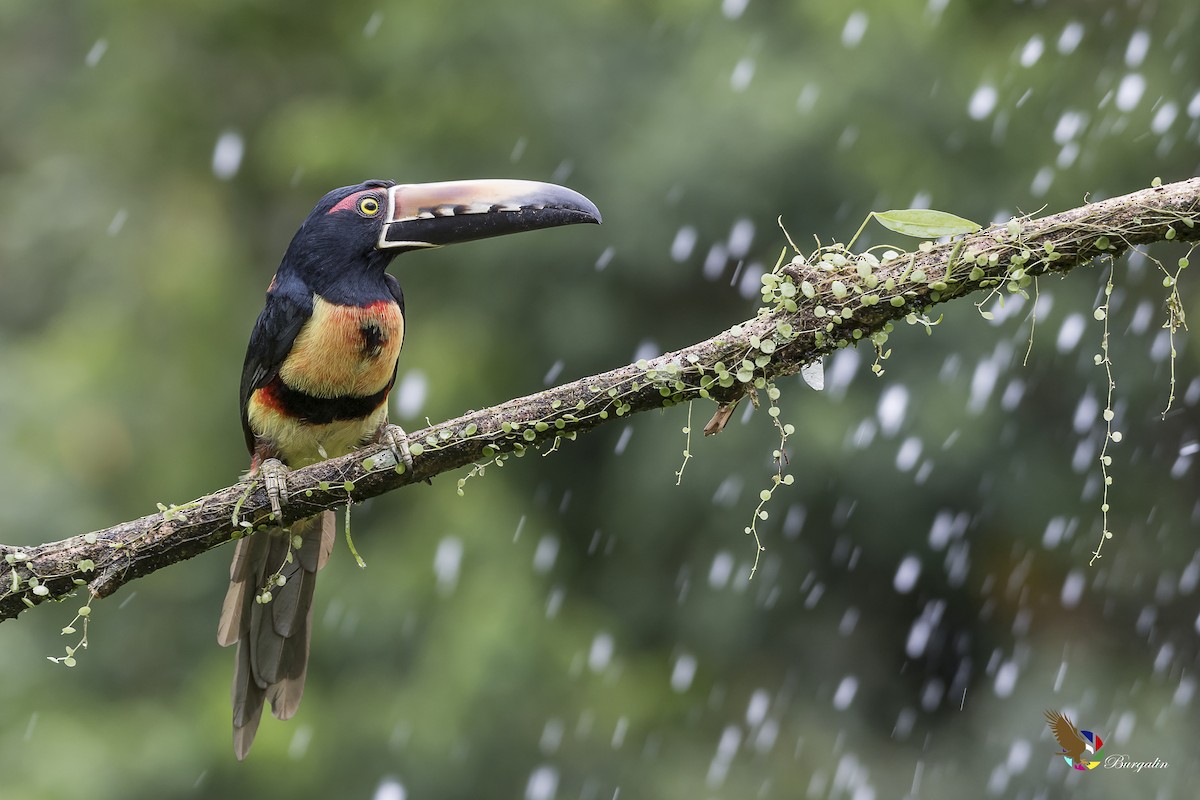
[[381, 271, 407, 390], [383, 271, 405, 320], [239, 283, 314, 454]]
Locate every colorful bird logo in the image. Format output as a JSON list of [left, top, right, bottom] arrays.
[[1044, 709, 1105, 770]]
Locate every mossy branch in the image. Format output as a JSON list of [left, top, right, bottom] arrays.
[[2, 176, 1197, 623]]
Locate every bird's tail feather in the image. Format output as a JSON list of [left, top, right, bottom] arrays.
[[218, 510, 334, 759]]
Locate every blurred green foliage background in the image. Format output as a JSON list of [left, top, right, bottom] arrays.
[[1, 1, 1198, 798]]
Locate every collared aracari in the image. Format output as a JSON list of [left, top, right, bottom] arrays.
[[218, 178, 600, 759]]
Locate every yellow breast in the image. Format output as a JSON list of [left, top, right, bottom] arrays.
[[279, 295, 404, 398]]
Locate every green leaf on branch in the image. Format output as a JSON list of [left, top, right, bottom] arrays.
[[873, 209, 982, 239]]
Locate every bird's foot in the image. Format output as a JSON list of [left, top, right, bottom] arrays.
[[258, 457, 290, 519], [379, 424, 415, 475]]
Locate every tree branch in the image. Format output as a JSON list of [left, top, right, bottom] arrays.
[[3, 177, 1197, 622]]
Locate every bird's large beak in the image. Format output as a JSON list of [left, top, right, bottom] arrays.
[[378, 179, 601, 250]]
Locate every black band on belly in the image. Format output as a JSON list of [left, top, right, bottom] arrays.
[[264, 377, 390, 425]]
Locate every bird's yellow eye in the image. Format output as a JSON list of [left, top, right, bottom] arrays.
[[358, 196, 380, 216]]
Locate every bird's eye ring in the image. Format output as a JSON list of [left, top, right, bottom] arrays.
[[358, 196, 381, 216]]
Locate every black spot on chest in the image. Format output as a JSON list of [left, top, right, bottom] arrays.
[[359, 320, 388, 359]]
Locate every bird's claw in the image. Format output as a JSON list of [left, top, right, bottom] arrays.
[[381, 424, 415, 475], [259, 458, 289, 518]]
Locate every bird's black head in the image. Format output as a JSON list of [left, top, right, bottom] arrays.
[[277, 178, 601, 302]]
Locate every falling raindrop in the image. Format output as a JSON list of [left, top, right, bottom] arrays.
[[670, 652, 697, 692], [893, 555, 921, 593], [84, 39, 108, 68], [730, 57, 755, 92], [839, 607, 859, 636], [993, 660, 1018, 697], [841, 11, 868, 48], [727, 218, 755, 259], [632, 339, 660, 362], [782, 505, 806, 539], [363, 11, 383, 38], [703, 243, 729, 280], [1124, 29, 1150, 68], [1060, 569, 1085, 608], [1175, 676, 1196, 707], [533, 535, 559, 574], [611, 717, 629, 748], [551, 160, 573, 183], [712, 476, 743, 508], [746, 689, 769, 727], [1071, 439, 1094, 474], [613, 426, 633, 455], [1179, 557, 1199, 594], [1057, 21, 1085, 55], [851, 419, 879, 452], [896, 437, 922, 472], [511, 136, 528, 163], [832, 675, 858, 709], [433, 536, 463, 595], [1019, 35, 1044, 68], [373, 778, 407, 800], [920, 678, 945, 711], [1151, 102, 1178, 135], [1053, 110, 1086, 144], [797, 83, 820, 113], [987, 765, 1010, 796], [825, 348, 860, 398], [525, 765, 559, 800], [594, 246, 615, 271], [107, 208, 128, 237], [722, 0, 749, 19], [929, 510, 967, 550], [1115, 73, 1145, 112], [1057, 141, 1080, 169], [1154, 643, 1175, 675], [670, 226, 697, 262], [1030, 166, 1054, 197], [877, 384, 908, 436], [211, 130, 244, 181], [737, 263, 763, 299], [968, 85, 998, 120], [709, 550, 735, 589], [540, 719, 564, 754], [1055, 312, 1085, 353], [393, 370, 427, 419], [588, 631, 615, 672], [753, 718, 778, 754], [1172, 442, 1196, 479], [706, 726, 741, 788], [1072, 392, 1098, 434], [906, 601, 945, 659], [545, 586, 565, 619], [1113, 711, 1136, 742], [543, 360, 564, 385], [288, 724, 313, 760]]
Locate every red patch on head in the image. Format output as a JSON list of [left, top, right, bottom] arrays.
[[328, 190, 375, 215]]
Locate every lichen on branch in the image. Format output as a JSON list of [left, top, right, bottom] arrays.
[[2, 176, 1197, 623]]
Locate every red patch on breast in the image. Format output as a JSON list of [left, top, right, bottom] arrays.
[[251, 381, 284, 413]]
